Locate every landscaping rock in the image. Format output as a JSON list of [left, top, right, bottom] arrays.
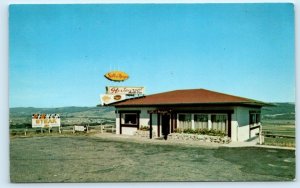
[[134, 130, 156, 138], [168, 133, 231, 144]]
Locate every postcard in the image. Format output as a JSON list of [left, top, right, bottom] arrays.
[[9, 3, 295, 182]]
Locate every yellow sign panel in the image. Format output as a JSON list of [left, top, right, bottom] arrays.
[[32, 114, 61, 128], [104, 71, 129, 82]]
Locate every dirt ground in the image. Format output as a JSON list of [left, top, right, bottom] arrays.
[[10, 134, 295, 182]]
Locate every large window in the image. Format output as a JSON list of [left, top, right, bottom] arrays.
[[194, 114, 208, 129], [178, 114, 192, 129], [249, 112, 260, 126], [123, 113, 137, 125], [211, 114, 227, 133]]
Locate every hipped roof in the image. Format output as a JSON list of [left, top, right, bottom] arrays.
[[110, 89, 269, 107]]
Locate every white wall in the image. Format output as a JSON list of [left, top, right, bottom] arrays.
[[139, 108, 151, 127], [230, 117, 239, 142], [250, 126, 260, 137], [115, 107, 158, 136], [232, 106, 261, 142], [235, 106, 250, 141], [235, 107, 251, 127], [139, 107, 160, 137], [122, 127, 138, 135], [238, 125, 250, 141], [116, 113, 120, 134]]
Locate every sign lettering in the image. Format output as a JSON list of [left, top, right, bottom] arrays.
[[106, 86, 145, 95], [32, 114, 61, 128], [104, 71, 129, 82]]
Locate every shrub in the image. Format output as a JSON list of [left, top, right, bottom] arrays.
[[174, 128, 183, 133], [174, 128, 226, 137], [10, 123, 31, 129], [139, 126, 150, 131], [183, 128, 196, 134]]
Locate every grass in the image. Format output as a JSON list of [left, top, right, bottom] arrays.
[[264, 137, 295, 148], [10, 135, 295, 182], [262, 123, 295, 136], [261, 120, 295, 147], [214, 147, 295, 179]]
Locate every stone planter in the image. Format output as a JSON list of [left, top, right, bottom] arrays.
[[168, 133, 231, 144], [134, 130, 156, 138]]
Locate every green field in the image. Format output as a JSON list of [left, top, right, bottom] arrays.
[[261, 119, 295, 147], [10, 135, 295, 182], [262, 121, 295, 136]]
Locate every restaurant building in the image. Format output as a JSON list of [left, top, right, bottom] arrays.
[[109, 89, 268, 142]]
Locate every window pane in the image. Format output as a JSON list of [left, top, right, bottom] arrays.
[[124, 114, 137, 124], [250, 114, 255, 124], [256, 114, 261, 123], [211, 114, 227, 133], [250, 113, 260, 125], [178, 114, 192, 129], [178, 114, 191, 121], [194, 114, 208, 129]]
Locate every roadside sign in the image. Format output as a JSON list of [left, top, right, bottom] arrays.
[[106, 86, 145, 95], [32, 114, 61, 128]]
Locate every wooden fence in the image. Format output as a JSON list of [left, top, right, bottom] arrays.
[[263, 133, 295, 139], [10, 125, 116, 136]]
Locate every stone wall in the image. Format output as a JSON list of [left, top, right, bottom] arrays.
[[134, 131, 231, 144], [168, 133, 231, 144], [134, 130, 156, 138]]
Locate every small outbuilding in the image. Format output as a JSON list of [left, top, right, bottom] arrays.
[[108, 89, 269, 142]]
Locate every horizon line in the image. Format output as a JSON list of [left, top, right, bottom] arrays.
[[9, 102, 296, 108]]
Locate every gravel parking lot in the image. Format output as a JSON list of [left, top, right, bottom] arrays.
[[10, 134, 295, 182]]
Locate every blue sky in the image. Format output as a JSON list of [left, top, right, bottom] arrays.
[[9, 3, 295, 107]]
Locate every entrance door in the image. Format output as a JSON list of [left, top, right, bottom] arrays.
[[162, 114, 170, 137]]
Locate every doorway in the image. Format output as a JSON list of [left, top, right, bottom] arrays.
[[161, 114, 170, 138]]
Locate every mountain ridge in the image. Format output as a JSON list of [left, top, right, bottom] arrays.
[[10, 102, 295, 120]]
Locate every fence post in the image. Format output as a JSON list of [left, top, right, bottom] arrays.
[[259, 124, 262, 145], [24, 128, 27, 136]]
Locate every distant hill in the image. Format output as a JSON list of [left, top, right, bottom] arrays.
[[10, 106, 116, 119], [261, 103, 295, 120], [9, 106, 116, 128], [9, 103, 295, 123]]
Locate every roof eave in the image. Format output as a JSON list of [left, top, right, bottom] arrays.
[[113, 101, 271, 107]]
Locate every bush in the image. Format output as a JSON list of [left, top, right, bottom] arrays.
[[174, 128, 183, 133], [10, 123, 31, 129], [139, 126, 150, 131], [174, 128, 225, 137]]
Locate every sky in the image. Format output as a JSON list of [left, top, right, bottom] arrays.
[[9, 3, 295, 107]]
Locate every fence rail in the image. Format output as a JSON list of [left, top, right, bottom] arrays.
[[10, 125, 116, 136], [263, 133, 295, 139]]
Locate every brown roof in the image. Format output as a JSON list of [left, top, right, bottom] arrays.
[[112, 89, 268, 107]]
